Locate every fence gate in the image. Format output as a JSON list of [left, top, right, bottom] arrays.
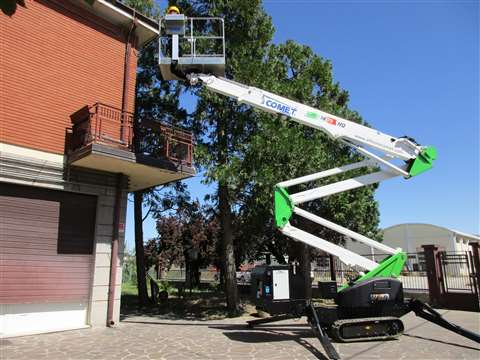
[[437, 251, 479, 311]]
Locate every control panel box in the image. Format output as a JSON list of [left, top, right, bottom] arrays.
[[250, 264, 307, 315]]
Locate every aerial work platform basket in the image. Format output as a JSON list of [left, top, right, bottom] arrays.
[[158, 14, 226, 80]]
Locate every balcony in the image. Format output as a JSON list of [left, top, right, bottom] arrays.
[[68, 103, 195, 190]]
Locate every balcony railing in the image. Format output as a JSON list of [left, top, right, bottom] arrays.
[[137, 119, 193, 167], [71, 103, 133, 151], [70, 103, 193, 167]]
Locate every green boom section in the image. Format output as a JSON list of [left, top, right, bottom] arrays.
[[274, 186, 293, 228], [408, 146, 437, 177], [339, 251, 407, 291]]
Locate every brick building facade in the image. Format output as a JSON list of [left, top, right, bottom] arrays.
[[0, 0, 194, 337]]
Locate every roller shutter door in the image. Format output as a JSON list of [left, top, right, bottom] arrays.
[[0, 183, 96, 337]]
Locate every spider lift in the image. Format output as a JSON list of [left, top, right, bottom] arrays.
[[158, 9, 480, 359]]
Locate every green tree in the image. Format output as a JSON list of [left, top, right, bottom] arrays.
[[236, 41, 381, 287], [122, 0, 189, 305], [176, 0, 275, 312], [156, 1, 380, 308], [1, 0, 25, 16], [146, 201, 220, 288], [122, 250, 137, 285]]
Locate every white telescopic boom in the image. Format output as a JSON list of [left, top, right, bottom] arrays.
[[190, 74, 423, 162], [160, 16, 435, 273], [189, 73, 434, 271]]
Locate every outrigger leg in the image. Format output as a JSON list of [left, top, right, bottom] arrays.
[[408, 299, 480, 343], [247, 303, 340, 359], [246, 313, 298, 328], [307, 303, 341, 359]]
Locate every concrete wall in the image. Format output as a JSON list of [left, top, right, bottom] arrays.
[[0, 142, 127, 330], [88, 188, 127, 327]]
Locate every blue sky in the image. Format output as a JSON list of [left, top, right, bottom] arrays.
[[125, 0, 479, 251]]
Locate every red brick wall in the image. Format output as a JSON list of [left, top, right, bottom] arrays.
[[0, 0, 139, 154]]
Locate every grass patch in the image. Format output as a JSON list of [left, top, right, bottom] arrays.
[[121, 281, 253, 320], [121, 282, 139, 296]]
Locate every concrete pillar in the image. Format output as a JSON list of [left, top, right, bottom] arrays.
[[89, 189, 128, 327]]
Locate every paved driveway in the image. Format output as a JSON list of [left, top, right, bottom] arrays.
[[1, 310, 479, 360]]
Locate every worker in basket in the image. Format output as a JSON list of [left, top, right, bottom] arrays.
[[167, 5, 180, 14]]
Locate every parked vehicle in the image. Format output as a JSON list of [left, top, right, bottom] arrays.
[[236, 271, 251, 283]]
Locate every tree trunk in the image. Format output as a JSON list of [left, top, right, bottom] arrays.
[[193, 263, 201, 288], [219, 183, 239, 311], [184, 254, 192, 294], [267, 242, 287, 264], [217, 115, 239, 312], [218, 260, 225, 287], [134, 190, 149, 305], [292, 217, 312, 299], [289, 241, 312, 300], [299, 243, 312, 299]]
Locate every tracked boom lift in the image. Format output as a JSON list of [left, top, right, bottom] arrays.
[[158, 10, 479, 359]]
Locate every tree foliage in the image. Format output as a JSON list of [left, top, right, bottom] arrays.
[[1, 0, 26, 16], [161, 0, 382, 299], [178, 0, 274, 185], [122, 0, 187, 304], [145, 201, 220, 287], [235, 41, 382, 262], [174, 0, 275, 310], [128, 0, 382, 308]]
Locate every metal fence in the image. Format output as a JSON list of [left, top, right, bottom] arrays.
[[158, 269, 219, 283], [157, 253, 429, 290], [156, 251, 478, 295], [312, 252, 429, 291], [439, 251, 476, 293], [138, 119, 193, 167], [71, 103, 133, 151]]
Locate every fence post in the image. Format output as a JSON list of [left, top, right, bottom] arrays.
[[329, 254, 337, 282], [469, 242, 480, 294], [422, 244, 442, 306]]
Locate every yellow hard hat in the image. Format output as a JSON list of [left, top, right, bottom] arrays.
[[167, 5, 180, 14]]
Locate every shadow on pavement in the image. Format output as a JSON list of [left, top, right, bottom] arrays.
[[121, 320, 244, 327], [121, 318, 329, 359], [121, 319, 313, 334], [223, 329, 330, 360], [403, 333, 480, 351]]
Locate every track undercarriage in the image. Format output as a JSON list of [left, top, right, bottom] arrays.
[[247, 276, 480, 360], [249, 300, 479, 360]]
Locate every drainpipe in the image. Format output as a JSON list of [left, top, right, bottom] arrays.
[[107, 19, 137, 327], [107, 173, 126, 326], [120, 17, 137, 144]]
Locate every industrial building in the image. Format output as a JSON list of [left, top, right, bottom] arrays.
[[345, 223, 480, 256]]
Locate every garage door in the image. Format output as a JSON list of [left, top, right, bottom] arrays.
[[0, 183, 97, 337]]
